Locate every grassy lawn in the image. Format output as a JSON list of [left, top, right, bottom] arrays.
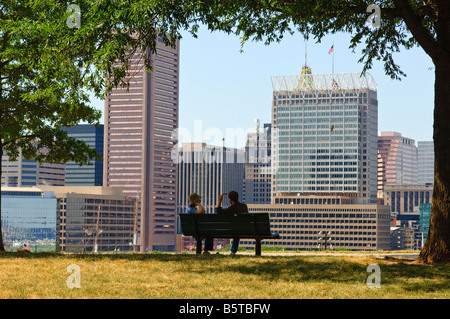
[[0, 251, 449, 299]]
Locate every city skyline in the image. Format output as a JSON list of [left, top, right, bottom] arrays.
[[90, 28, 434, 149]]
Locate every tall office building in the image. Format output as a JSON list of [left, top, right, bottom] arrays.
[[271, 70, 378, 204], [2, 152, 65, 187], [62, 124, 104, 186], [176, 142, 245, 215], [377, 132, 418, 194], [417, 141, 434, 185], [104, 38, 179, 252], [243, 121, 272, 204]]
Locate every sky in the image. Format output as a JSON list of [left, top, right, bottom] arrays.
[[91, 27, 435, 149]]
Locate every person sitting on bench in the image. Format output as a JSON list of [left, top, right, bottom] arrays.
[[216, 191, 248, 255], [185, 193, 213, 254]]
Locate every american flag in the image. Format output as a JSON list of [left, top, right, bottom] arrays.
[[328, 45, 334, 54]]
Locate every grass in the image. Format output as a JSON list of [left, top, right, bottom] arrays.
[[0, 251, 449, 299]]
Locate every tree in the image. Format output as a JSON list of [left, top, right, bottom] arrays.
[[0, 0, 199, 251], [2, 1, 448, 263], [187, 0, 449, 264]]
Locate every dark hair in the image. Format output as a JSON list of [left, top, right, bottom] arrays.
[[228, 191, 239, 202]]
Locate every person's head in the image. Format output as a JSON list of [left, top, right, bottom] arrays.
[[227, 191, 239, 204], [189, 193, 202, 206]]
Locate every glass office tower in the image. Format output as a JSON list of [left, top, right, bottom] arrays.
[[271, 71, 378, 204], [62, 124, 104, 186]]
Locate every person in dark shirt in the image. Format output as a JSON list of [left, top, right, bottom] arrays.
[[216, 191, 248, 254]]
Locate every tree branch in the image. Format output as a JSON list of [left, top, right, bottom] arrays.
[[393, 0, 441, 61]]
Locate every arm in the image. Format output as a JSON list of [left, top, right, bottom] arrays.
[[216, 194, 224, 214], [195, 203, 206, 214]]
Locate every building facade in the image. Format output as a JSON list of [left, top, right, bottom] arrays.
[[271, 71, 378, 204], [417, 141, 434, 185], [243, 195, 391, 251], [383, 184, 433, 214], [62, 124, 104, 186], [104, 38, 179, 252], [1, 152, 65, 187], [377, 132, 418, 196], [1, 188, 57, 251], [244, 121, 272, 204], [38, 186, 136, 253]]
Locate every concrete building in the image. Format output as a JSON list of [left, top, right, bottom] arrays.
[[243, 195, 391, 251], [271, 71, 378, 204], [383, 184, 433, 214], [1, 152, 65, 187], [390, 227, 415, 250], [377, 132, 418, 197], [62, 124, 104, 186], [244, 121, 272, 204], [104, 38, 179, 252], [37, 186, 137, 253], [417, 141, 434, 185]]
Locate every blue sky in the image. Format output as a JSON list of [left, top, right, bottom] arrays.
[[92, 27, 435, 149]]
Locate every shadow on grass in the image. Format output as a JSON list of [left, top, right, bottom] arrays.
[[1, 251, 449, 293]]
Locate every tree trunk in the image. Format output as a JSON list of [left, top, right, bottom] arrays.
[[418, 59, 450, 264]]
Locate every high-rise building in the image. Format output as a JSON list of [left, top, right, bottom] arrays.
[[377, 132, 418, 194], [104, 38, 179, 252], [271, 71, 378, 204], [1, 152, 65, 187], [175, 142, 245, 251], [417, 141, 434, 185], [62, 124, 104, 186], [243, 121, 272, 204], [175, 142, 245, 213]]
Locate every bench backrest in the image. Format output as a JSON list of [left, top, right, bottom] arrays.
[[179, 213, 272, 238]]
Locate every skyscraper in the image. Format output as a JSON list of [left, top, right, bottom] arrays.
[[417, 141, 434, 185], [104, 38, 179, 252], [377, 132, 418, 194], [62, 124, 104, 186], [271, 71, 378, 204], [243, 121, 272, 204]]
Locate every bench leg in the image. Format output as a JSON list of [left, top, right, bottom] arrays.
[[196, 237, 202, 254], [255, 239, 261, 256]]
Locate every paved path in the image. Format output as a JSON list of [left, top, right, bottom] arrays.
[[222, 252, 420, 260]]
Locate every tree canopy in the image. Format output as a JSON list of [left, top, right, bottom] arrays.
[[1, 0, 449, 263]]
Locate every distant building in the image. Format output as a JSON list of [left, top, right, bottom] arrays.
[[417, 141, 434, 185], [390, 227, 415, 250], [1, 188, 57, 251], [244, 195, 391, 251], [1, 152, 65, 187], [383, 184, 433, 214], [244, 121, 272, 204], [61, 124, 104, 186], [419, 203, 431, 246], [377, 132, 418, 196], [175, 143, 245, 251]]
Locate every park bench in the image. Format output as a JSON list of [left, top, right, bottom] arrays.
[[179, 213, 280, 256]]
